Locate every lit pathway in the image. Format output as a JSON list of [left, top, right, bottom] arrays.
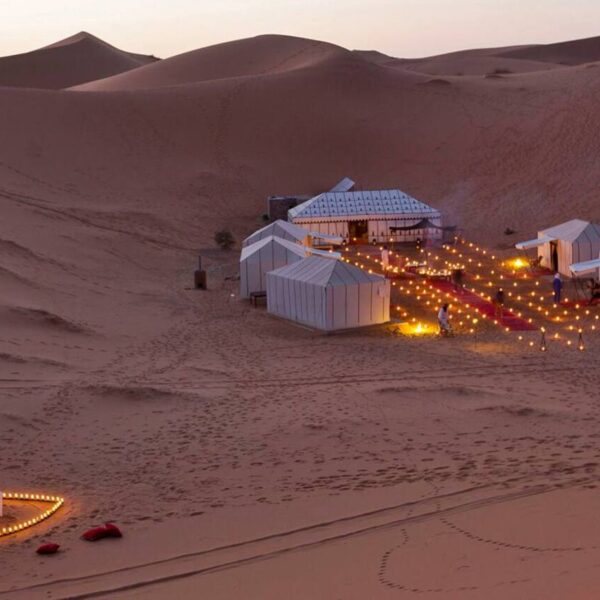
[[429, 280, 538, 332]]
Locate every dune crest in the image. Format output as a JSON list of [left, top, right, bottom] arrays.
[[72, 34, 368, 91], [499, 35, 600, 65], [0, 31, 158, 89]]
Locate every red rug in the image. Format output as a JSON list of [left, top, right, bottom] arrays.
[[429, 280, 538, 331]]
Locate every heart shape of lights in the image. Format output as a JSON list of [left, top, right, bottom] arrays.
[[1, 492, 65, 537]]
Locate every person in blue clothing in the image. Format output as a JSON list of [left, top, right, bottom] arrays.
[[553, 273, 563, 304]]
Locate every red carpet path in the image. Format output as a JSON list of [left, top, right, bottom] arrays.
[[429, 280, 538, 331]]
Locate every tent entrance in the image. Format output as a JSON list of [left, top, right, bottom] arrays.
[[348, 220, 368, 243], [550, 241, 559, 272]]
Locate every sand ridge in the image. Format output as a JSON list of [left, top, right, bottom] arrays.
[[0, 31, 158, 90]]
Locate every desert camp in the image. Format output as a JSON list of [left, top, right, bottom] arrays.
[[4, 6, 600, 600], [289, 188, 443, 244]]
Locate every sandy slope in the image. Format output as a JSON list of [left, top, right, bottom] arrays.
[[357, 47, 560, 76], [0, 32, 157, 89], [1, 32, 600, 598], [499, 34, 600, 65], [359, 36, 600, 76], [73, 34, 356, 91]]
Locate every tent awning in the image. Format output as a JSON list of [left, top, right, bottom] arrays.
[[310, 232, 344, 245], [570, 258, 600, 274], [307, 248, 342, 259], [389, 218, 444, 232], [515, 235, 555, 250]]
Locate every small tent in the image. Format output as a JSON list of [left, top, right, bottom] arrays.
[[240, 236, 340, 298], [242, 220, 311, 248], [516, 219, 600, 277], [240, 235, 307, 298], [266, 256, 390, 331], [242, 219, 343, 249]]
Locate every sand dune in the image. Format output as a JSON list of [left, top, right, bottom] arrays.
[[500, 34, 600, 65], [0, 31, 158, 89], [73, 34, 374, 91], [357, 47, 559, 76]]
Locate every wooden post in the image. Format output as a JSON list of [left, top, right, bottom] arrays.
[[195, 255, 207, 289], [194, 270, 207, 290]]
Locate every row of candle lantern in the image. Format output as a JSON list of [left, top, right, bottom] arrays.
[[342, 243, 593, 349], [437, 240, 599, 336], [0, 492, 65, 538]]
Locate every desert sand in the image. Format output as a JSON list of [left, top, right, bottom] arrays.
[[1, 32, 600, 599]]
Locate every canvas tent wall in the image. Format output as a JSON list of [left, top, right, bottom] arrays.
[[240, 235, 307, 298], [288, 189, 442, 244], [266, 256, 390, 331], [516, 220, 600, 277]]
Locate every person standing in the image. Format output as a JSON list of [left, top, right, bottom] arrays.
[[553, 273, 563, 304], [452, 268, 464, 294], [381, 248, 389, 271], [438, 303, 451, 335], [494, 287, 505, 319]]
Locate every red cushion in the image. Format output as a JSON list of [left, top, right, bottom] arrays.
[[82, 526, 109, 541], [104, 523, 122, 538], [37, 543, 60, 555]]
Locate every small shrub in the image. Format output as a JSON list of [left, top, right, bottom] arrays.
[[504, 227, 516, 236], [215, 229, 235, 250], [261, 213, 270, 222]]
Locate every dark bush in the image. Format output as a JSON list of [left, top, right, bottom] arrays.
[[215, 229, 235, 250]]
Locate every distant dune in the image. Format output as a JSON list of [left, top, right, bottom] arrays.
[[0, 31, 158, 89], [73, 34, 369, 91], [0, 32, 598, 248], [358, 45, 561, 76], [499, 35, 600, 65]]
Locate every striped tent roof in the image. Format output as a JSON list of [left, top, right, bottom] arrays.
[[540, 219, 600, 244], [242, 219, 309, 248], [289, 189, 440, 221], [268, 256, 385, 287]]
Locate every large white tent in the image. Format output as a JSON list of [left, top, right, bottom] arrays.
[[516, 219, 600, 277], [240, 235, 339, 298], [288, 189, 442, 244], [266, 256, 390, 331], [242, 219, 342, 249]]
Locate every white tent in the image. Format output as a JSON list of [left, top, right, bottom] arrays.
[[242, 219, 342, 248], [240, 235, 306, 298], [266, 256, 390, 331], [240, 236, 340, 298], [288, 189, 442, 244], [516, 219, 600, 277], [242, 220, 311, 248]]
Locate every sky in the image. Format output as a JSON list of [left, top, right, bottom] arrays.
[[2, 0, 600, 59]]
